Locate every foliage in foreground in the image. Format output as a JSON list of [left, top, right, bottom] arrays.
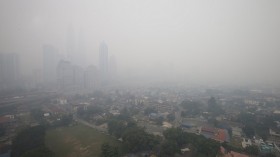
[[11, 125, 53, 157], [101, 143, 119, 157]]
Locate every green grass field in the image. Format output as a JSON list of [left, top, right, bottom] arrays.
[[45, 124, 120, 157]]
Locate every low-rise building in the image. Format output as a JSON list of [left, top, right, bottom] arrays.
[[220, 146, 249, 157], [241, 138, 252, 148], [199, 126, 230, 143]]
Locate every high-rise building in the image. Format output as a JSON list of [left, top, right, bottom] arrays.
[[66, 25, 87, 68], [56, 60, 85, 91], [57, 60, 74, 90], [0, 53, 20, 89], [84, 65, 99, 90], [77, 29, 87, 68], [73, 65, 84, 89], [66, 24, 76, 64], [99, 41, 109, 84], [42, 45, 59, 85]]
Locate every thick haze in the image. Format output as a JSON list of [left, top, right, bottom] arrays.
[[1, 0, 280, 86]]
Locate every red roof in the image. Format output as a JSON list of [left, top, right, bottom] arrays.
[[0, 116, 12, 124], [201, 127, 227, 142], [201, 127, 216, 133], [220, 147, 249, 157], [214, 129, 226, 142]]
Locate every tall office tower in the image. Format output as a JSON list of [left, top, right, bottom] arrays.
[[31, 68, 42, 88], [66, 25, 87, 68], [42, 45, 59, 85], [84, 65, 99, 90], [0, 53, 20, 89], [57, 60, 74, 90], [99, 41, 109, 84], [77, 29, 87, 68], [73, 65, 84, 89], [66, 24, 76, 64]]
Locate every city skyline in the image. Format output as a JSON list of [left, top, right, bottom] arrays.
[[0, 0, 280, 86], [1, 1, 280, 157]]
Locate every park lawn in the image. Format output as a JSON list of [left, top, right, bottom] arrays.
[[45, 124, 120, 157]]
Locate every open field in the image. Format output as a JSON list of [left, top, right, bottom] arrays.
[[45, 124, 120, 157]]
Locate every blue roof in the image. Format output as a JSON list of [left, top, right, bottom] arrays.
[[181, 122, 194, 128]]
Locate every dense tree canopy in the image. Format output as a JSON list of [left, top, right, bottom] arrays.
[[21, 147, 54, 157], [144, 107, 157, 115], [107, 119, 127, 138], [107, 114, 159, 154], [207, 97, 224, 116], [180, 100, 202, 116], [122, 127, 159, 153], [101, 143, 119, 157], [244, 145, 259, 156], [30, 108, 44, 122], [162, 128, 220, 157], [167, 113, 175, 122], [159, 140, 180, 157], [11, 125, 53, 157]]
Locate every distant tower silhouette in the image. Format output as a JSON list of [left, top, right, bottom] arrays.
[[0, 53, 20, 89], [66, 24, 76, 63], [42, 45, 59, 85], [77, 28, 86, 68], [99, 41, 109, 84]]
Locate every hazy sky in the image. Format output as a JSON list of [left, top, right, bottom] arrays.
[[0, 0, 280, 85]]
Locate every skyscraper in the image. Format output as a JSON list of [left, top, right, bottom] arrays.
[[66, 24, 76, 64], [57, 60, 74, 90], [99, 41, 109, 84], [42, 45, 59, 85], [77, 29, 87, 68], [84, 65, 99, 90], [66, 25, 87, 68], [0, 53, 20, 90]]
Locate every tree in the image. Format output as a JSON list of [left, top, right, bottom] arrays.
[[122, 127, 159, 153], [87, 105, 104, 114], [163, 128, 188, 147], [107, 114, 137, 138], [196, 138, 220, 157], [155, 116, 164, 125], [30, 108, 44, 122], [21, 147, 54, 157], [264, 153, 276, 157], [159, 140, 180, 157], [101, 143, 119, 157], [0, 126, 5, 137], [237, 112, 256, 126], [181, 111, 187, 117], [208, 97, 217, 107], [11, 125, 49, 157], [180, 100, 202, 116], [107, 119, 127, 138], [53, 114, 73, 127], [167, 113, 175, 122], [244, 145, 259, 156], [163, 128, 220, 157], [243, 125, 255, 138], [144, 107, 157, 115], [207, 97, 223, 116]]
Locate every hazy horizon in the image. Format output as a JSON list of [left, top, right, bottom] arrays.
[[1, 0, 280, 86]]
